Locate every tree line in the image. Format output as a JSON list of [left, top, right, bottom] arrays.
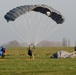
[[3, 38, 72, 47]]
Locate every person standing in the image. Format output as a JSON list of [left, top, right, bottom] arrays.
[[28, 45, 35, 59], [28, 45, 32, 59], [74, 46, 76, 51], [0, 46, 6, 58]]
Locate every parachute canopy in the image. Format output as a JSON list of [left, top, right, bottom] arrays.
[[4, 4, 64, 24], [4, 4, 65, 45], [51, 50, 76, 58]]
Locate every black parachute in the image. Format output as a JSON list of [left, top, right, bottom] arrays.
[[4, 4, 64, 24]]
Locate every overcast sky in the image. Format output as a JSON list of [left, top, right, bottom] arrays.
[[0, 0, 76, 46]]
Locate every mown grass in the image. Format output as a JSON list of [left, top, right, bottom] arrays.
[[0, 47, 76, 75]]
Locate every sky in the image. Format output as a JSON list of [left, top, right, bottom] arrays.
[[0, 0, 76, 46]]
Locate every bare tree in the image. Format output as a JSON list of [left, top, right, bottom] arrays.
[[67, 39, 70, 47], [62, 38, 68, 47]]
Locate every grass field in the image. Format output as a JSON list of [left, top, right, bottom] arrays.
[[0, 47, 76, 75]]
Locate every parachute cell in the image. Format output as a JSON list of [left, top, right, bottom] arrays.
[[4, 4, 64, 24]]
